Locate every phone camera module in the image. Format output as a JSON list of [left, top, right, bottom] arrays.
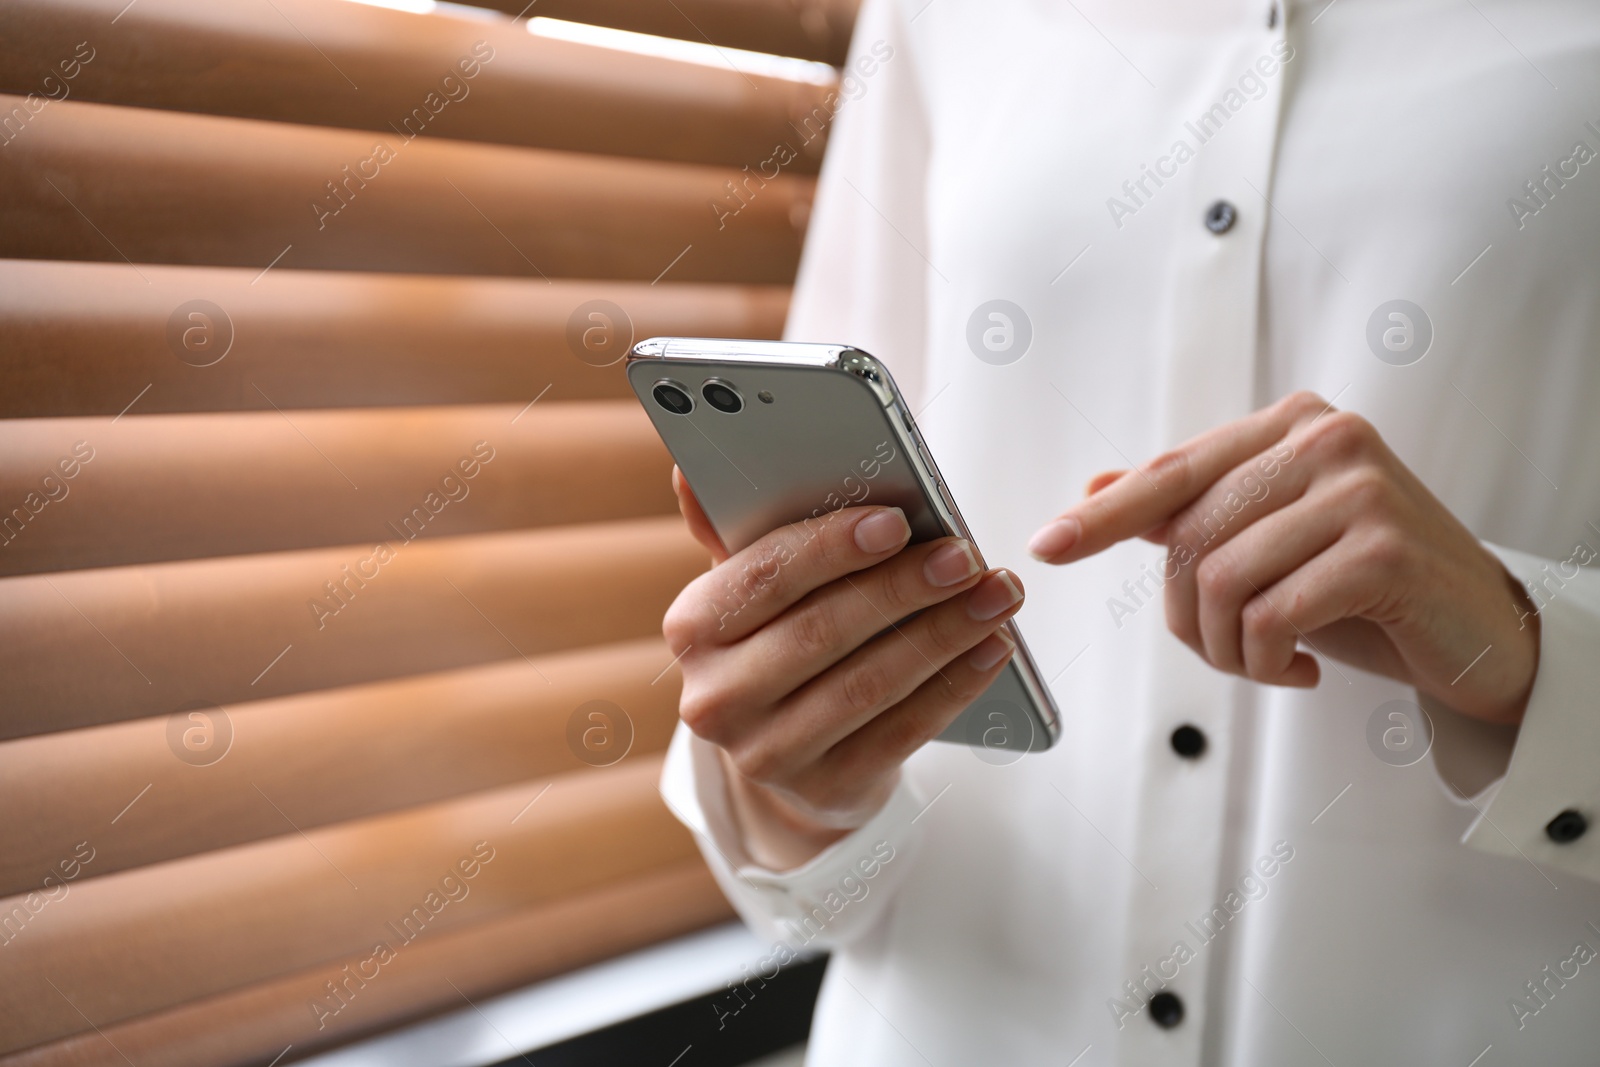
[[702, 379, 743, 414], [652, 381, 694, 415]]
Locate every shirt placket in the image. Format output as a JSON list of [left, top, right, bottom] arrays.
[[1114, 7, 1287, 1064]]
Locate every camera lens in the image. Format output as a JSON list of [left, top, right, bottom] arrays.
[[702, 380, 743, 414], [652, 381, 694, 415]]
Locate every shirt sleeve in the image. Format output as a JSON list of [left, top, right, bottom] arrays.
[[1436, 542, 1600, 883], [659, 724, 928, 949], [657, 0, 936, 949]]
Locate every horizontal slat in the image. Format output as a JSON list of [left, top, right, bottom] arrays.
[[0, 0, 832, 171], [0, 260, 789, 417], [0, 401, 674, 576], [0, 517, 705, 739], [0, 637, 682, 897], [0, 862, 733, 1067], [0, 95, 810, 281], [488, 0, 861, 66], [0, 756, 696, 1053]]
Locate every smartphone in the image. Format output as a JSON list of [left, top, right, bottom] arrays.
[[626, 337, 1060, 754]]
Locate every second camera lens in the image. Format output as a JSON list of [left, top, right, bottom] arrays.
[[702, 380, 743, 414]]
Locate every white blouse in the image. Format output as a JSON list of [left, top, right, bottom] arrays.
[[662, 0, 1600, 1062]]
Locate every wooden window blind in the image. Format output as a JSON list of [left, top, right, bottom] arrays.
[[0, 0, 857, 1061]]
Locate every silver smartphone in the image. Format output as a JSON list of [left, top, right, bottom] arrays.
[[626, 337, 1060, 753]]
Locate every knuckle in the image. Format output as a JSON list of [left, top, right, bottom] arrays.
[[1303, 409, 1375, 459], [722, 554, 792, 620], [741, 548, 792, 603], [727, 526, 811, 607], [922, 601, 977, 659], [1281, 389, 1327, 420], [1361, 525, 1411, 576], [1339, 466, 1395, 511], [677, 681, 732, 743], [811, 509, 860, 570], [1194, 552, 1235, 600], [1179, 497, 1224, 541], [873, 560, 926, 619], [661, 592, 708, 653], [1165, 525, 1205, 568], [1240, 605, 1285, 681], [1241, 597, 1280, 643], [877, 704, 934, 758], [838, 657, 893, 715], [788, 598, 844, 660], [1142, 448, 1193, 493]]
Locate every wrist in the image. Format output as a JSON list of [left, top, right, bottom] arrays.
[[1496, 560, 1542, 725], [1435, 557, 1541, 727], [717, 749, 853, 871]]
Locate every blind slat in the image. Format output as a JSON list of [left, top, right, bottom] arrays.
[[0, 861, 733, 1067], [0, 95, 810, 281], [0, 0, 790, 1052], [0, 401, 673, 576], [0, 260, 789, 417], [0, 757, 692, 1053], [0, 0, 833, 170], [483, 0, 862, 66], [0, 637, 680, 897], [0, 518, 706, 739]]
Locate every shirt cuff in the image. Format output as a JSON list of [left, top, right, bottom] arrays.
[[659, 721, 926, 948], [1447, 543, 1600, 882]]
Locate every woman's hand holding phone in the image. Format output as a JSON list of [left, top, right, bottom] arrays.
[[665, 467, 1027, 870]]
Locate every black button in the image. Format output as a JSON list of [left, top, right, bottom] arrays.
[[1267, 2, 1278, 29], [1149, 991, 1185, 1029], [1205, 201, 1238, 234], [1170, 724, 1207, 759], [1546, 809, 1588, 844]]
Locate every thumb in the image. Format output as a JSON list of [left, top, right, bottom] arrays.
[[672, 467, 731, 564]]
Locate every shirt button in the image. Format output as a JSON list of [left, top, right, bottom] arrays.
[[1170, 724, 1207, 759], [1149, 991, 1185, 1029], [1204, 200, 1238, 234], [1267, 2, 1278, 29], [1546, 809, 1588, 843]]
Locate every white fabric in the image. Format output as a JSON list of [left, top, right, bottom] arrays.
[[661, 0, 1600, 1062]]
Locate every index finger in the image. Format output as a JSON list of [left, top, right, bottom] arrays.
[[1028, 391, 1329, 564], [664, 503, 913, 649]]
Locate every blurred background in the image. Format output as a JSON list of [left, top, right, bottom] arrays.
[[0, 0, 860, 1062]]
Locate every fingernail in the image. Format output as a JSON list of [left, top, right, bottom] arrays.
[[967, 570, 1024, 621], [854, 507, 911, 554], [967, 630, 1015, 671], [924, 540, 980, 587], [1028, 516, 1081, 561]]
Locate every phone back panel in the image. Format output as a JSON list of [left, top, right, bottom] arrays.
[[626, 349, 1058, 753], [634, 362, 942, 550]]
